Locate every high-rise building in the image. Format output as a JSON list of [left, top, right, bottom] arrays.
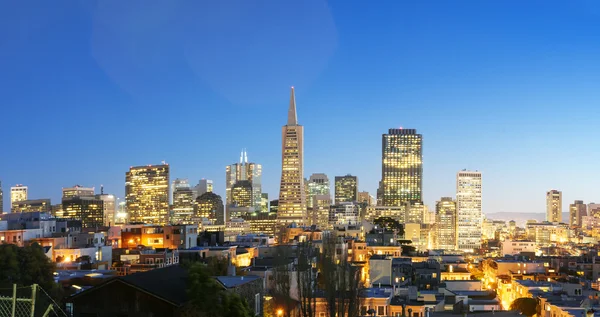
[[171, 183, 195, 225], [62, 185, 95, 199], [125, 164, 170, 225], [193, 179, 213, 200], [62, 196, 104, 228], [261, 193, 270, 213], [334, 174, 358, 204], [456, 170, 482, 252], [171, 178, 190, 204], [546, 190, 562, 223], [435, 197, 457, 251], [12, 199, 52, 213], [357, 191, 375, 206], [0, 181, 3, 213], [196, 192, 225, 225], [377, 128, 423, 206], [569, 200, 587, 227], [312, 194, 332, 229], [226, 150, 262, 212], [231, 180, 253, 209], [405, 201, 427, 224], [96, 186, 116, 226], [306, 173, 330, 209], [277, 87, 307, 225], [10, 185, 28, 211]]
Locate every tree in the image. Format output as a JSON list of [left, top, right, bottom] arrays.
[[373, 217, 404, 236], [185, 262, 253, 317], [297, 239, 317, 317], [320, 234, 362, 317], [510, 297, 538, 317], [0, 243, 56, 291]]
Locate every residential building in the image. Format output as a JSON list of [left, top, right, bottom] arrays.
[[456, 170, 482, 252], [377, 128, 422, 206], [11, 198, 52, 213], [546, 190, 562, 223], [306, 173, 330, 209], [225, 150, 262, 211], [10, 184, 28, 211], [329, 202, 360, 226], [277, 87, 307, 225], [569, 200, 586, 227], [334, 174, 358, 204], [501, 240, 536, 256], [125, 164, 170, 225], [436, 197, 456, 251]]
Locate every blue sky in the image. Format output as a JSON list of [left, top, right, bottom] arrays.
[[1, 1, 600, 215]]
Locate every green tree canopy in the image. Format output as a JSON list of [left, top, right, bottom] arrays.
[[510, 297, 538, 317], [373, 217, 404, 236], [185, 262, 253, 317], [0, 243, 56, 291]]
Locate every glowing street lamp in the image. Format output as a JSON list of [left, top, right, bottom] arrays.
[[277, 309, 283, 316]]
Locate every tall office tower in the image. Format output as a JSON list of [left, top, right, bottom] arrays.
[[196, 192, 224, 225], [12, 199, 52, 213], [405, 201, 426, 224], [261, 193, 270, 213], [193, 179, 213, 199], [62, 185, 95, 199], [115, 200, 127, 225], [357, 191, 375, 206], [306, 173, 330, 209], [96, 186, 116, 226], [10, 185, 28, 211], [225, 150, 262, 211], [0, 181, 3, 213], [456, 170, 482, 252], [171, 184, 195, 225], [171, 178, 190, 204], [377, 128, 423, 206], [277, 87, 307, 225], [313, 195, 332, 229], [334, 175, 358, 204], [125, 164, 170, 225], [231, 180, 253, 208], [62, 196, 104, 228], [435, 197, 457, 251], [546, 190, 562, 223], [569, 200, 587, 227]]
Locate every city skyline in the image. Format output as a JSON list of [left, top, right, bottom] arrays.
[[2, 1, 600, 216]]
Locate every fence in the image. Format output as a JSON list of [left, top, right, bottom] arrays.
[[0, 284, 68, 317]]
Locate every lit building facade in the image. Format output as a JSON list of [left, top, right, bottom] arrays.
[[329, 202, 360, 226], [405, 201, 426, 224], [171, 185, 195, 225], [226, 150, 262, 212], [334, 174, 358, 204], [377, 128, 422, 206], [193, 179, 213, 199], [456, 170, 482, 252], [357, 191, 375, 206], [10, 185, 28, 211], [96, 187, 116, 226], [171, 178, 190, 204], [62, 185, 95, 199], [12, 199, 52, 213], [435, 197, 456, 251], [196, 192, 225, 225], [364, 205, 405, 222], [61, 197, 104, 228], [242, 212, 278, 235], [231, 180, 253, 209], [277, 87, 307, 225], [125, 164, 170, 225], [546, 190, 562, 223], [306, 173, 330, 209], [569, 200, 586, 227], [312, 194, 332, 229]]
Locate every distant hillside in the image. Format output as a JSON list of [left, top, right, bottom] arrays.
[[485, 212, 569, 226]]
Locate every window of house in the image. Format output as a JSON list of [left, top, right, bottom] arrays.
[[378, 306, 385, 316]]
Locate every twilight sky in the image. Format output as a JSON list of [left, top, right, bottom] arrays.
[[1, 1, 600, 215]]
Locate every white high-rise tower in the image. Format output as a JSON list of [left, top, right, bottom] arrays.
[[456, 170, 482, 252]]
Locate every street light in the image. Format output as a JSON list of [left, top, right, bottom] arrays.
[[277, 309, 283, 316]]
